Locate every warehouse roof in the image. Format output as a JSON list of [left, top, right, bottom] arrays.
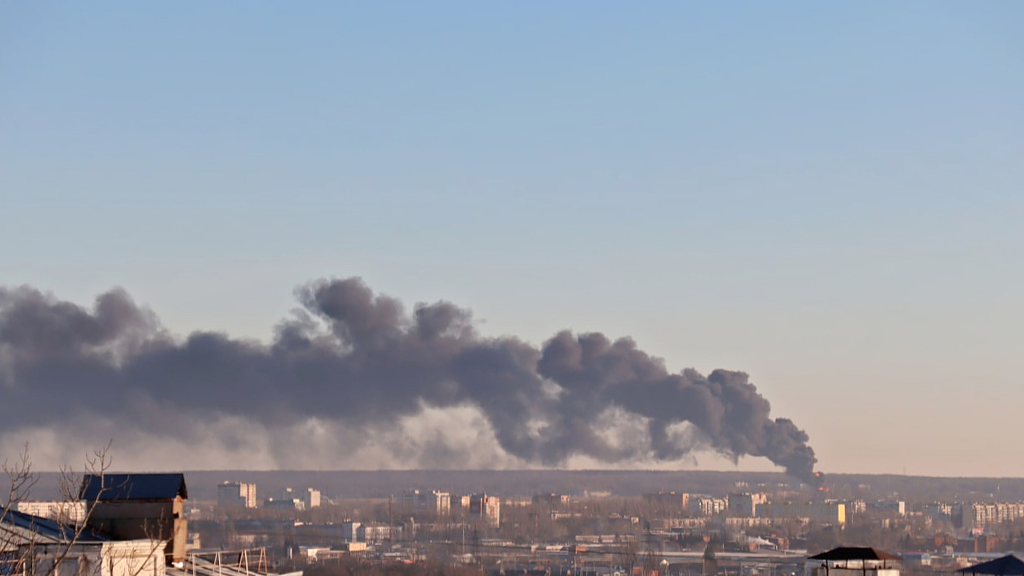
[[79, 473, 188, 501]]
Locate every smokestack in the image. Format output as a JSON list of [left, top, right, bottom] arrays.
[[0, 278, 817, 480]]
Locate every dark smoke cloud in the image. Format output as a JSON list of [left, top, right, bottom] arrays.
[[0, 278, 817, 481]]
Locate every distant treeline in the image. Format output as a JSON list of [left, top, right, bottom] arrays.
[[24, 469, 1024, 503]]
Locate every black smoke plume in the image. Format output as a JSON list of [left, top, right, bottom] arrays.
[[0, 278, 817, 481]]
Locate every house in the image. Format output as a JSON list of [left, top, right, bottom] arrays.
[[78, 473, 188, 565], [0, 506, 165, 576]]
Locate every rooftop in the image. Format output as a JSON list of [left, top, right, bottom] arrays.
[[79, 473, 188, 501]]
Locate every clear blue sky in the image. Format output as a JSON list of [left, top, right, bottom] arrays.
[[2, 2, 1022, 475]]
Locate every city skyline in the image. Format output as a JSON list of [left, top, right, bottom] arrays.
[[2, 2, 1023, 477]]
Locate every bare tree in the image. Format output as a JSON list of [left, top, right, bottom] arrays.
[[702, 538, 719, 576], [1, 445, 39, 574], [0, 443, 167, 576], [617, 539, 638, 576], [642, 533, 663, 576]]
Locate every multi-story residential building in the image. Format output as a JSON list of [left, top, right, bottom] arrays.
[[643, 492, 688, 510], [923, 503, 953, 522], [728, 493, 767, 517], [217, 481, 257, 508], [340, 521, 361, 542], [845, 500, 867, 514], [688, 495, 728, 517], [756, 502, 846, 524], [304, 488, 321, 509], [429, 490, 451, 516], [469, 493, 500, 527], [16, 501, 87, 524], [867, 501, 906, 516], [961, 502, 1024, 530], [399, 489, 450, 516]]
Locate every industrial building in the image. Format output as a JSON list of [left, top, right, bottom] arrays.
[[727, 492, 767, 517], [532, 493, 571, 508], [264, 487, 319, 510], [399, 489, 449, 516]]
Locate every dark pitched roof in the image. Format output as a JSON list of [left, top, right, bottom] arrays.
[[809, 547, 902, 562], [79, 473, 188, 501], [958, 555, 1024, 575], [0, 507, 108, 543]]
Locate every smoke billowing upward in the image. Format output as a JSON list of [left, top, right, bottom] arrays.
[[0, 278, 817, 481]]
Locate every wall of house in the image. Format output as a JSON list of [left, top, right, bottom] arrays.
[[101, 540, 167, 576], [29, 544, 103, 576], [86, 499, 186, 563]]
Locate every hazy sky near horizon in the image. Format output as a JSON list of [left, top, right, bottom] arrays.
[[2, 2, 1023, 476]]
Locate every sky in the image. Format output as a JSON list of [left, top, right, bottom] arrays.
[[1, 2, 1022, 476]]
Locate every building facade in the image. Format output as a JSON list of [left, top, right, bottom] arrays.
[[469, 494, 501, 528], [728, 493, 767, 517], [217, 482, 257, 509], [757, 502, 846, 524], [304, 488, 321, 509]]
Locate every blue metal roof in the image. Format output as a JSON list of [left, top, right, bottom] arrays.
[[0, 507, 108, 543], [79, 473, 188, 501]]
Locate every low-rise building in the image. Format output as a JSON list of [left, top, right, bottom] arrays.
[[359, 523, 401, 543], [533, 494, 571, 508], [265, 488, 307, 510], [264, 497, 304, 510]]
